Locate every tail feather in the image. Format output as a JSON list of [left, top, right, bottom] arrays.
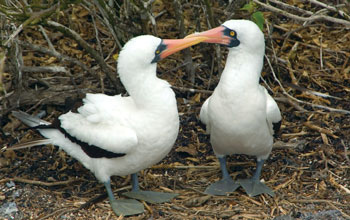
[[12, 111, 51, 127], [4, 139, 52, 151]]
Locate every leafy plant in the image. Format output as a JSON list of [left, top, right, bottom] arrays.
[[241, 1, 265, 31]]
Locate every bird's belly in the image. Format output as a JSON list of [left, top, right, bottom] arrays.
[[209, 114, 273, 159]]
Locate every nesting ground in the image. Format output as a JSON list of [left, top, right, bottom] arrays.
[[1, 1, 350, 219]]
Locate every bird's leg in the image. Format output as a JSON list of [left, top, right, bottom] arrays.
[[204, 156, 239, 195], [131, 173, 140, 191], [219, 156, 231, 179], [236, 159, 275, 197], [103, 180, 144, 216], [252, 159, 264, 181], [123, 172, 178, 204]]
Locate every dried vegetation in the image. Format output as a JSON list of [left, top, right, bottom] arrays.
[[1, 0, 350, 219]]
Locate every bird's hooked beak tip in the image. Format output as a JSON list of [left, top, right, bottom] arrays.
[[185, 26, 226, 40], [184, 26, 236, 47]]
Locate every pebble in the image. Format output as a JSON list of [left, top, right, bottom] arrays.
[[0, 202, 20, 220], [6, 181, 15, 188]]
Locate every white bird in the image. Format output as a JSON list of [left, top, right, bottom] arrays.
[[12, 35, 206, 216], [186, 20, 282, 196]]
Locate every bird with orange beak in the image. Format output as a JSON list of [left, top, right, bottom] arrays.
[[12, 34, 208, 217], [186, 20, 281, 197]]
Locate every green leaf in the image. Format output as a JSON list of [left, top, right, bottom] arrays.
[[252, 11, 265, 31], [241, 2, 254, 13]]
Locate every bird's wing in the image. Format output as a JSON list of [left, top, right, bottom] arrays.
[[199, 97, 211, 134], [263, 88, 282, 137], [59, 93, 138, 155]]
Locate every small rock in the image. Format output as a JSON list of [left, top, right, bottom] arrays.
[[6, 181, 15, 188], [0, 202, 20, 220], [12, 189, 21, 199], [0, 192, 5, 201], [0, 157, 10, 168]]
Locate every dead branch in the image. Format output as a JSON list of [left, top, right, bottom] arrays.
[[21, 66, 67, 73], [328, 173, 350, 195], [0, 177, 81, 186], [91, 0, 123, 49], [38, 208, 77, 220], [306, 0, 350, 19], [2, 87, 91, 116], [45, 20, 122, 91], [285, 83, 342, 100], [200, 0, 222, 84], [18, 40, 96, 77], [304, 121, 338, 138], [341, 140, 350, 164], [0, 51, 6, 94], [202, 0, 216, 28], [274, 97, 306, 111], [253, 0, 350, 27], [265, 54, 350, 114], [268, 0, 312, 16], [173, 0, 195, 83], [3, 3, 61, 47]]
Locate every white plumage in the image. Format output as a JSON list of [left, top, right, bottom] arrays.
[[15, 36, 179, 182], [188, 20, 281, 196], [12, 35, 206, 216]]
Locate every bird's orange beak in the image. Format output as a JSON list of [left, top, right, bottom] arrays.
[[160, 37, 208, 59], [185, 26, 229, 44], [185, 26, 240, 47]]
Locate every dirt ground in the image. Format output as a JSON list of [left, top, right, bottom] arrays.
[[1, 1, 350, 219]]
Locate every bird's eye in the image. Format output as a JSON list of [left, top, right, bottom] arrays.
[[230, 31, 235, 37], [156, 50, 160, 54]]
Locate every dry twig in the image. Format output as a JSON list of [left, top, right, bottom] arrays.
[[253, 0, 350, 27], [45, 20, 122, 91], [0, 177, 81, 186]]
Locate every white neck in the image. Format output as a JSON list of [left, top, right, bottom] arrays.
[[218, 47, 263, 92], [119, 64, 176, 109]]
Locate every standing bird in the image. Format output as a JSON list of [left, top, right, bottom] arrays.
[[12, 35, 206, 216], [186, 20, 282, 197]]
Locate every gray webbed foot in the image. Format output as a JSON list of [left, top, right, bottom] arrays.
[[123, 190, 178, 204], [205, 156, 239, 195], [110, 198, 144, 216], [236, 178, 275, 197], [204, 177, 240, 195], [123, 173, 178, 204], [104, 180, 144, 216]]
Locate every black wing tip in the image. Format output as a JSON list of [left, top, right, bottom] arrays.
[[55, 120, 126, 159], [273, 120, 282, 138]]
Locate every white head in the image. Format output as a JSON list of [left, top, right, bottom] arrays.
[[117, 35, 208, 84], [116, 35, 208, 94], [117, 35, 160, 81], [222, 20, 265, 55], [118, 35, 160, 72]]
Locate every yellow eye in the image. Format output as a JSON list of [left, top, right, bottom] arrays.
[[230, 31, 235, 36], [156, 50, 160, 54]]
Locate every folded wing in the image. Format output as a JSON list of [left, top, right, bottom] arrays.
[[264, 88, 282, 137]]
